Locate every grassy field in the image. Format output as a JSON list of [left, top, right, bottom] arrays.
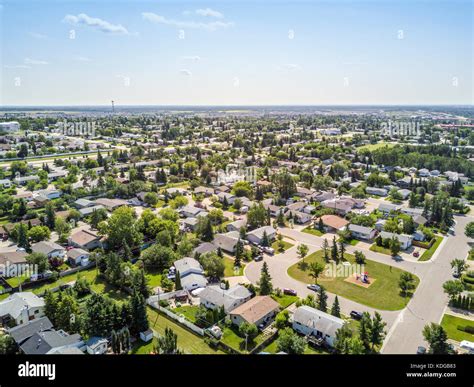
[[440, 314, 474, 342], [272, 294, 299, 309], [223, 257, 245, 277], [272, 240, 294, 253], [357, 143, 396, 152], [302, 227, 324, 237], [221, 326, 266, 353], [369, 244, 392, 255], [172, 305, 200, 324], [287, 250, 419, 310], [419, 236, 443, 262], [146, 308, 223, 354]]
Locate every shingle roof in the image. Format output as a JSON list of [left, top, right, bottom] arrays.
[[230, 296, 279, 324], [8, 317, 53, 345], [293, 305, 344, 337]]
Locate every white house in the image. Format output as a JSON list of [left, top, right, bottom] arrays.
[[174, 257, 208, 291], [86, 337, 108, 355], [380, 231, 413, 250], [199, 284, 252, 313], [292, 305, 345, 348], [0, 292, 45, 326], [31, 241, 66, 260], [246, 226, 276, 245], [348, 224, 376, 241]]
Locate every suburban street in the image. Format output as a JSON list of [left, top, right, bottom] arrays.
[[244, 213, 474, 354]]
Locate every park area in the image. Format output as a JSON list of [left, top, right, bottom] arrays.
[[287, 250, 419, 310]]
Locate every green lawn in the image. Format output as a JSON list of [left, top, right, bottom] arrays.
[[272, 240, 294, 253], [302, 227, 324, 237], [357, 143, 395, 152], [223, 257, 245, 277], [261, 336, 327, 354], [145, 270, 162, 288], [272, 294, 298, 309], [146, 308, 223, 354], [369, 244, 392, 255], [221, 326, 266, 353], [287, 250, 419, 310], [418, 236, 443, 262], [339, 238, 359, 246], [440, 314, 474, 343], [172, 305, 200, 324]]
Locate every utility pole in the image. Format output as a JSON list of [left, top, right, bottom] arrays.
[[111, 100, 115, 113]]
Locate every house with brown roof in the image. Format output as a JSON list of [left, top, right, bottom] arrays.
[[68, 229, 102, 250], [319, 215, 349, 232], [229, 296, 279, 328]]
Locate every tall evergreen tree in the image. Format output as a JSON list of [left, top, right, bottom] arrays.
[[259, 262, 273, 295], [331, 296, 341, 317]]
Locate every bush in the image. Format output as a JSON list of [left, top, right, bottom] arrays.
[[462, 274, 474, 285], [458, 325, 474, 334]]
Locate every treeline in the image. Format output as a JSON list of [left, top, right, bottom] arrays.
[[370, 145, 474, 177]]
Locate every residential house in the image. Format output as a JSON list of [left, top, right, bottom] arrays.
[[366, 187, 388, 197], [227, 219, 247, 233], [229, 296, 279, 328], [321, 200, 353, 216], [86, 337, 108, 355], [31, 241, 66, 260], [379, 231, 413, 250], [94, 198, 128, 211], [199, 284, 252, 313], [0, 251, 28, 276], [68, 229, 102, 250], [378, 203, 401, 214], [79, 204, 106, 218], [348, 224, 376, 241], [287, 211, 312, 224], [194, 186, 214, 196], [179, 205, 204, 218], [246, 226, 276, 245], [217, 192, 236, 205], [66, 248, 90, 267], [192, 242, 217, 257], [292, 305, 345, 348], [400, 207, 424, 217], [212, 232, 240, 254], [20, 330, 84, 355], [319, 215, 349, 232], [0, 292, 45, 326], [174, 257, 208, 291], [8, 316, 53, 346], [398, 189, 412, 200], [182, 217, 199, 231]]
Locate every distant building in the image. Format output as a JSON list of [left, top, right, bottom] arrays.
[[0, 121, 20, 133]]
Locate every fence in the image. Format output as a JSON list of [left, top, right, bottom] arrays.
[[147, 298, 205, 336]]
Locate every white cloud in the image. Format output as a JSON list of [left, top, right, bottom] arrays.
[[195, 8, 223, 18], [181, 55, 201, 62], [142, 12, 233, 31], [24, 58, 49, 65], [179, 69, 192, 76], [63, 13, 130, 35]]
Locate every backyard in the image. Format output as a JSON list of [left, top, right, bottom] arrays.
[[440, 314, 474, 343], [287, 250, 419, 310], [223, 256, 245, 277]]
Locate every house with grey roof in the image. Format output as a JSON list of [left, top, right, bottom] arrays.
[[292, 305, 345, 347], [348, 224, 376, 241], [20, 330, 84, 355], [192, 242, 218, 257], [8, 316, 53, 345], [0, 292, 45, 326], [246, 226, 276, 245], [226, 219, 247, 233], [199, 284, 252, 313], [212, 232, 240, 253], [378, 202, 401, 214], [31, 241, 65, 260], [174, 257, 207, 291]]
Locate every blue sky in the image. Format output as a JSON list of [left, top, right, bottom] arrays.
[[0, 0, 472, 106]]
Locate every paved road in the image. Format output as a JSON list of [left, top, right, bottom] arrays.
[[244, 214, 473, 353], [382, 214, 472, 354]]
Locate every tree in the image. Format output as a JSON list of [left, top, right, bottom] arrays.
[[317, 286, 328, 312], [331, 296, 341, 317], [389, 237, 401, 257], [359, 312, 372, 351], [450, 259, 467, 277], [331, 236, 338, 262], [422, 323, 452, 354], [196, 216, 214, 242], [26, 252, 49, 273], [98, 206, 142, 250], [276, 327, 306, 354], [442, 280, 464, 301], [339, 238, 345, 261], [261, 230, 270, 247], [55, 293, 80, 333], [175, 271, 182, 291], [200, 252, 225, 279], [272, 171, 296, 199], [44, 202, 56, 229], [27, 225, 51, 243], [259, 262, 273, 295], [247, 203, 267, 229], [369, 312, 386, 352], [0, 334, 17, 354], [354, 250, 366, 265], [89, 208, 108, 229], [239, 322, 258, 344], [17, 223, 31, 252], [318, 217, 325, 232], [275, 310, 290, 329], [399, 272, 416, 297], [297, 243, 309, 261], [55, 217, 71, 243], [140, 244, 177, 272], [232, 181, 253, 198], [155, 327, 181, 354], [308, 261, 325, 284], [144, 192, 159, 207], [129, 291, 149, 335], [322, 238, 330, 262], [234, 239, 244, 267]]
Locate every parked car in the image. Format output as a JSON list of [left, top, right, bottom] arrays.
[[283, 288, 297, 296], [416, 346, 427, 354], [452, 267, 460, 278], [261, 246, 275, 255], [350, 311, 363, 320], [413, 251, 419, 258], [307, 284, 321, 292], [254, 255, 263, 262]]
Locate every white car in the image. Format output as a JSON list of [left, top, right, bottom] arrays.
[[307, 284, 321, 292]]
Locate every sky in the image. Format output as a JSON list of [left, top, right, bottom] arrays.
[[0, 0, 472, 106]]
